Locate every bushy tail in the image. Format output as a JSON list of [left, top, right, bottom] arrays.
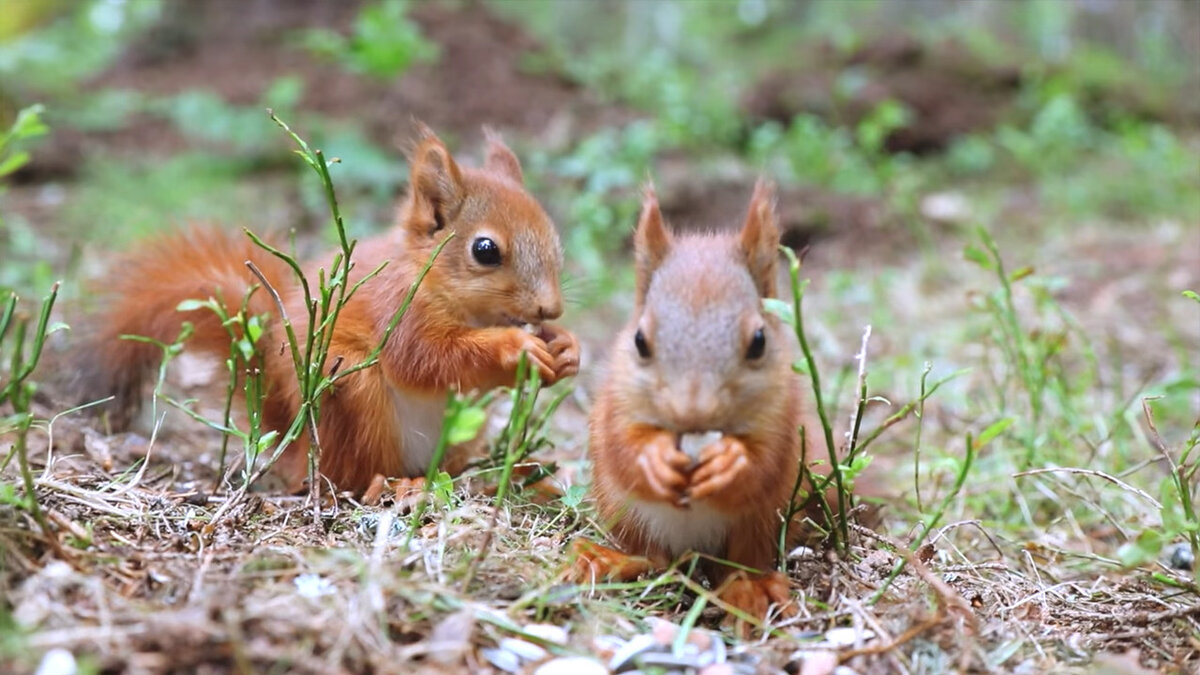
[[74, 226, 293, 429]]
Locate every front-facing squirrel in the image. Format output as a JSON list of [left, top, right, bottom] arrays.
[[78, 127, 580, 494], [572, 181, 803, 625]]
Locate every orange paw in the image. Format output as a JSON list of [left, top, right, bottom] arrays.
[[687, 436, 750, 502], [539, 323, 580, 381], [636, 433, 691, 505], [568, 539, 656, 584], [391, 476, 427, 513], [717, 570, 795, 634]]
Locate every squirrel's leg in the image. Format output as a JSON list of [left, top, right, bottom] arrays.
[[567, 538, 666, 584], [712, 513, 796, 635]]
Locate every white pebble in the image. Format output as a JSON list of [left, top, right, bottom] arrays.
[[535, 656, 608, 675]]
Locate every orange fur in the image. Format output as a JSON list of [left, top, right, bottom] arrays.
[[575, 181, 803, 625], [77, 128, 580, 494]]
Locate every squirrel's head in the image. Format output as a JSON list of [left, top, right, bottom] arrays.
[[399, 126, 564, 327], [616, 181, 792, 434]]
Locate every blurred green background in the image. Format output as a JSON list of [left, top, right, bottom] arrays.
[[2, 0, 1196, 298]]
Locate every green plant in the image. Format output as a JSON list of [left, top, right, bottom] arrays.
[[186, 112, 451, 527], [1116, 293, 1200, 583], [531, 121, 660, 294], [767, 246, 964, 554], [750, 100, 912, 198], [0, 104, 52, 297], [0, 105, 64, 552], [301, 0, 437, 80]]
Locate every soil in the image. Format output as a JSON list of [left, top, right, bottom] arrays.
[[742, 34, 1023, 154], [23, 0, 630, 179]]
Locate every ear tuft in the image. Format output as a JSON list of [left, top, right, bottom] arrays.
[[740, 178, 781, 298], [408, 127, 464, 234], [634, 182, 672, 308], [482, 127, 524, 184]]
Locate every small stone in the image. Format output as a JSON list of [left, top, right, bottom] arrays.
[[699, 664, 735, 675], [648, 617, 678, 646], [499, 637, 547, 662], [524, 623, 569, 645], [608, 634, 659, 671], [426, 609, 475, 664], [787, 545, 815, 560], [793, 650, 837, 675], [686, 629, 713, 651], [293, 573, 333, 598], [535, 656, 607, 675], [920, 192, 971, 224], [481, 647, 521, 673], [1165, 543, 1194, 571], [823, 627, 873, 647], [34, 648, 77, 675]]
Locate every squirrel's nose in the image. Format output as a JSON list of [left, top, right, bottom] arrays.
[[665, 378, 721, 432], [537, 294, 563, 321]]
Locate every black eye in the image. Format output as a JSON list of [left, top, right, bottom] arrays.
[[634, 329, 651, 359], [471, 237, 501, 266], [746, 328, 766, 360]]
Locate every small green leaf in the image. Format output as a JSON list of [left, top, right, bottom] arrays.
[[236, 337, 254, 362], [247, 315, 264, 343], [1117, 529, 1165, 567], [11, 105, 49, 140], [761, 298, 795, 326], [1009, 266, 1034, 282], [1159, 476, 1186, 534], [176, 299, 210, 312], [963, 245, 994, 270], [447, 405, 487, 445], [1184, 290, 1199, 304], [561, 483, 587, 509], [0, 150, 31, 177], [256, 431, 279, 454], [974, 417, 1014, 450], [430, 470, 454, 503]]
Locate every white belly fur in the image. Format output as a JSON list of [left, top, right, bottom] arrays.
[[626, 498, 735, 558], [390, 389, 447, 476]]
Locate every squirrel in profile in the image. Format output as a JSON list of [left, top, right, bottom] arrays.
[[78, 126, 580, 495], [571, 180, 803, 626]]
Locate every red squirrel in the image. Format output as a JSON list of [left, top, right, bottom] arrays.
[[78, 127, 580, 494], [572, 181, 803, 625]]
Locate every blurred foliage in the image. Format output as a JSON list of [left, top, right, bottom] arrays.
[[0, 0, 1196, 290], [0, 0, 162, 102], [0, 105, 51, 295], [301, 0, 438, 79]]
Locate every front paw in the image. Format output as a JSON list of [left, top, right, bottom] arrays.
[[567, 538, 655, 584], [537, 323, 580, 382], [635, 432, 692, 506], [498, 328, 556, 384], [718, 570, 795, 634], [687, 435, 751, 502]]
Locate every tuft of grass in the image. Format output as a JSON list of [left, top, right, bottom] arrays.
[[300, 0, 438, 80]]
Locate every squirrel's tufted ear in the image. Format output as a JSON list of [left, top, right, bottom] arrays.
[[408, 126, 465, 236], [634, 183, 672, 308], [739, 179, 781, 298], [482, 127, 524, 184]]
